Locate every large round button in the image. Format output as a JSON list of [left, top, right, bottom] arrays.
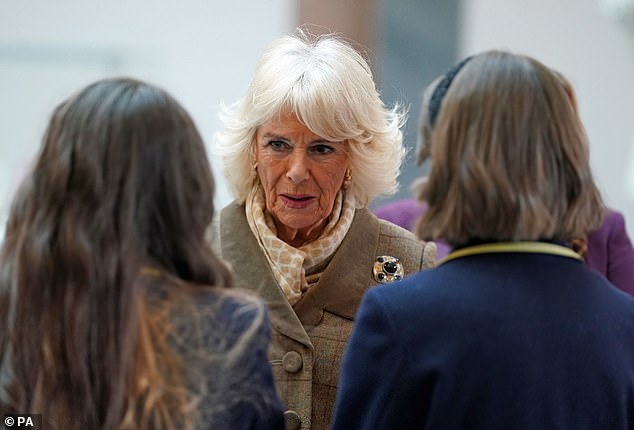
[[284, 410, 301, 430], [282, 351, 303, 373]]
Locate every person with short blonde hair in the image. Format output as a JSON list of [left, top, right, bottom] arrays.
[[212, 28, 436, 430], [217, 30, 406, 208]]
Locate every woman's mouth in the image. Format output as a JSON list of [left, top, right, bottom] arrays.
[[280, 194, 315, 209]]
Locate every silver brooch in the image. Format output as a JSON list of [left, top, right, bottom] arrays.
[[373, 255, 404, 284]]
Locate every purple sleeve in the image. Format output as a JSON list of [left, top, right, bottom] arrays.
[[587, 210, 634, 296], [605, 212, 634, 296]]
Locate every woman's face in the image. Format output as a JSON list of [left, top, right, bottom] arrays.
[[255, 112, 350, 246]]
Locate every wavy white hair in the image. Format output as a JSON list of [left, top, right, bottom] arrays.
[[214, 28, 406, 208]]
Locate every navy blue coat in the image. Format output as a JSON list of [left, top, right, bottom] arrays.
[[173, 290, 286, 430], [331, 249, 634, 430]]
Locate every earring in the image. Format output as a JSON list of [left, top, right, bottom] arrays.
[[342, 168, 352, 190], [252, 160, 258, 171]]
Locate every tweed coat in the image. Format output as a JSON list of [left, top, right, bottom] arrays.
[[213, 202, 437, 430]]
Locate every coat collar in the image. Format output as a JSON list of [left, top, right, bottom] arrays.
[[440, 241, 583, 264], [219, 203, 382, 338]]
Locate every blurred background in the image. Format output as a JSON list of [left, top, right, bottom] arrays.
[[1, 0, 633, 237]]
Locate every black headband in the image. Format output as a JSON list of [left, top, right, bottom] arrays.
[[428, 56, 473, 127]]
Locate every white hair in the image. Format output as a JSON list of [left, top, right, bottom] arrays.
[[214, 28, 406, 208]]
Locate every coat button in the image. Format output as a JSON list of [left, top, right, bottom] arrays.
[[282, 351, 303, 373], [284, 410, 301, 430]]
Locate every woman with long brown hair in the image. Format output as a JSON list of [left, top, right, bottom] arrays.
[[0, 78, 284, 429]]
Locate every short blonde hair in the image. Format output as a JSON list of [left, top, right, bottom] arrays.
[[415, 50, 604, 245], [215, 28, 406, 207]]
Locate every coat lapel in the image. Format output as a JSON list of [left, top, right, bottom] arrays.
[[293, 208, 380, 325], [219, 202, 313, 348]]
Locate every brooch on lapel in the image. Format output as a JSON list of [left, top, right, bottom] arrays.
[[373, 256, 404, 283]]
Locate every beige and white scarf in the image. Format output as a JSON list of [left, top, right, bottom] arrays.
[[245, 184, 356, 305]]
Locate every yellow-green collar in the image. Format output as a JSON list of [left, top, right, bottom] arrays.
[[140, 266, 162, 277], [440, 241, 583, 265]]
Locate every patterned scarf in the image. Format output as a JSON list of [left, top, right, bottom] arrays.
[[245, 184, 356, 305]]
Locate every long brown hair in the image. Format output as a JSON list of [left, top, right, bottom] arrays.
[[0, 78, 231, 429], [415, 51, 604, 246]]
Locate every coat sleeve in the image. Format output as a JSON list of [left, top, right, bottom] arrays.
[[330, 288, 426, 430], [211, 300, 286, 430]]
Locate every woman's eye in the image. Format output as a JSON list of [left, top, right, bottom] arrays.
[[311, 144, 335, 155], [267, 140, 287, 150]]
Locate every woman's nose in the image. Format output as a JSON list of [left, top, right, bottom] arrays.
[[286, 152, 309, 184]]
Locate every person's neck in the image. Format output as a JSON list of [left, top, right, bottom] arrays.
[[276, 219, 328, 247]]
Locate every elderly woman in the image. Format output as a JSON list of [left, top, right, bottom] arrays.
[[331, 50, 634, 429], [212, 29, 436, 430]]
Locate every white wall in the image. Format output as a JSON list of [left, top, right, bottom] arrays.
[[4, 0, 632, 238], [459, 0, 634, 236], [0, 0, 295, 226]]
